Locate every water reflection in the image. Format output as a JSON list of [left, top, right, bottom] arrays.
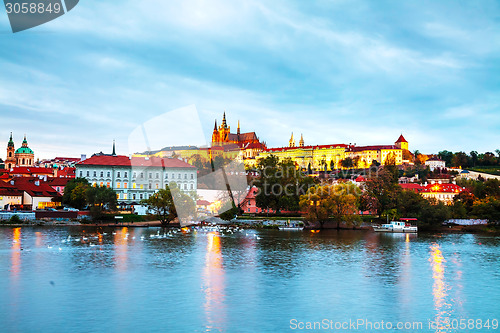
[[430, 243, 450, 332], [11, 227, 21, 278], [203, 232, 226, 332], [114, 227, 129, 272]]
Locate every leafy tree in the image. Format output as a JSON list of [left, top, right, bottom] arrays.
[[340, 157, 354, 169], [438, 150, 454, 166], [470, 151, 478, 167], [329, 160, 335, 171], [362, 168, 401, 217], [86, 186, 117, 220], [140, 184, 195, 226], [299, 183, 359, 229], [255, 156, 314, 214], [62, 178, 90, 209]]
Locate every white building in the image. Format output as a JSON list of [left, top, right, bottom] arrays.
[[425, 157, 446, 171], [76, 154, 197, 204]]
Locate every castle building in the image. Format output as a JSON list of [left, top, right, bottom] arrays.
[[5, 134, 35, 169], [258, 135, 407, 170]]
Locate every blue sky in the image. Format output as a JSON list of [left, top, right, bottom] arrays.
[[1, 0, 500, 159]]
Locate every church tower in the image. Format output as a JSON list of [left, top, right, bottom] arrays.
[[299, 134, 304, 147], [5, 133, 16, 169], [15, 135, 34, 167], [289, 132, 295, 147], [395, 134, 408, 150]]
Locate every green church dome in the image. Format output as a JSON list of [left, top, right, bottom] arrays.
[[15, 147, 34, 154]]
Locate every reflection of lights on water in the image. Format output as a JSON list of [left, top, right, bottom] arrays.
[[114, 227, 129, 272], [430, 243, 450, 332], [203, 232, 226, 331], [11, 228, 21, 277]]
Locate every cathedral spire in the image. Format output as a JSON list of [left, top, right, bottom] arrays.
[[222, 111, 227, 128], [112, 140, 116, 156], [214, 119, 218, 131]]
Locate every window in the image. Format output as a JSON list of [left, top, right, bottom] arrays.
[[107, 172, 110, 177], [133, 194, 136, 200], [140, 194, 143, 199], [191, 174, 194, 179], [117, 182, 121, 188], [148, 183, 152, 189], [165, 173, 168, 179], [106, 182, 110, 188], [184, 174, 187, 179], [133, 183, 136, 189], [124, 172, 128, 178], [140, 184, 144, 189], [133, 172, 136, 178], [155, 183, 159, 189], [93, 171, 97, 177], [124, 194, 127, 200], [140, 172, 144, 178], [79, 171, 83, 177], [149, 173, 152, 179], [172, 173, 175, 179], [100, 182, 103, 187], [117, 193, 120, 199], [100, 171, 104, 177], [178, 173, 181, 179], [190, 184, 194, 190], [184, 184, 187, 190], [124, 183, 128, 189], [87, 171, 90, 177], [117, 172, 121, 177], [156, 173, 159, 179]]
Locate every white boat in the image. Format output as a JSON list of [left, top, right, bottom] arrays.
[[373, 221, 417, 233], [278, 226, 304, 231]]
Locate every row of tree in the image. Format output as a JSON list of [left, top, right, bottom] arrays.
[[63, 178, 117, 219], [434, 150, 500, 168]]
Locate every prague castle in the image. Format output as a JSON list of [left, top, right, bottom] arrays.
[[5, 133, 35, 169], [256, 133, 408, 170]]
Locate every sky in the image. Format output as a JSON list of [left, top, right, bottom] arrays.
[[1, 0, 500, 159]]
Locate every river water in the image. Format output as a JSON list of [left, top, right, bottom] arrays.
[[0, 227, 499, 332]]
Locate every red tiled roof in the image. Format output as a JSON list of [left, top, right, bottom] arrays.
[[9, 178, 60, 197], [4, 167, 54, 175], [0, 181, 22, 196], [421, 183, 465, 193], [400, 183, 424, 192], [46, 177, 71, 187], [349, 145, 399, 152], [77, 155, 195, 169], [265, 144, 348, 153], [197, 200, 211, 206], [396, 134, 407, 143]]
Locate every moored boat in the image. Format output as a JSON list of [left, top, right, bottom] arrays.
[[373, 220, 417, 233]]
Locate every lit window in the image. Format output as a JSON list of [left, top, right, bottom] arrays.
[[133, 183, 136, 189], [155, 183, 159, 189], [140, 184, 144, 189], [124, 183, 128, 189], [106, 182, 110, 188], [100, 182, 103, 187], [117, 182, 121, 188]]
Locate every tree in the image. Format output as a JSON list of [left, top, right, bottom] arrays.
[[255, 155, 315, 214], [362, 168, 400, 217], [86, 186, 117, 220], [340, 157, 354, 169], [438, 150, 454, 167], [299, 183, 360, 229], [141, 186, 177, 226], [470, 151, 478, 167], [62, 178, 90, 209], [329, 160, 335, 171]]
